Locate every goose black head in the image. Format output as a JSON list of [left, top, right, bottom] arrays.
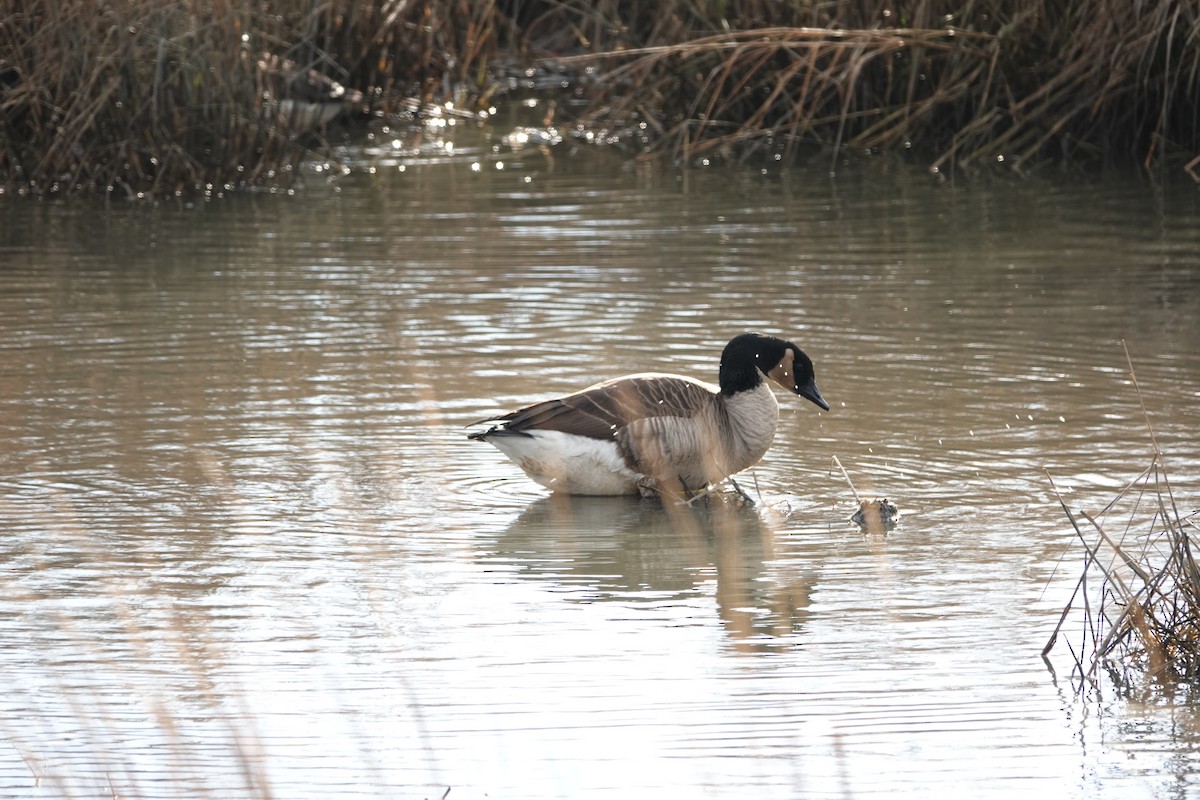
[[720, 332, 829, 411]]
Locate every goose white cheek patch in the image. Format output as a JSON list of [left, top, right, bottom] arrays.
[[767, 348, 796, 390]]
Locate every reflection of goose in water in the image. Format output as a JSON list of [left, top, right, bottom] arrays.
[[256, 54, 364, 132], [482, 495, 818, 648], [469, 333, 828, 498]]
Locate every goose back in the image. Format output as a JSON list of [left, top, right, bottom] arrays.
[[487, 373, 717, 441]]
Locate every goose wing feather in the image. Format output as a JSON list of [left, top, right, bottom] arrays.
[[479, 374, 717, 441]]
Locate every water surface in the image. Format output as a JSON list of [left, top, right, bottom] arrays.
[[2, 127, 1200, 798]]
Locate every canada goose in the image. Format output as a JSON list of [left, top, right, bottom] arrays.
[[467, 333, 829, 497]]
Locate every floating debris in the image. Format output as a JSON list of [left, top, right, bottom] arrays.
[[851, 498, 900, 531], [832, 455, 898, 533]]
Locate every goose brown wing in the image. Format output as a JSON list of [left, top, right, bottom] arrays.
[[495, 376, 715, 441]]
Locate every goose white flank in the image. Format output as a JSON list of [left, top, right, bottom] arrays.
[[468, 333, 829, 497]]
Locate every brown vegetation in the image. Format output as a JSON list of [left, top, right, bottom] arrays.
[[2, 1, 1199, 198], [0, 0, 508, 198], [547, 1, 1200, 172], [1044, 346, 1200, 691]]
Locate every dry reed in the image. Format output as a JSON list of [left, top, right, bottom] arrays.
[[1043, 344, 1200, 691], [0, 0, 510, 198], [539, 0, 1200, 173], [4, 0, 1199, 198]]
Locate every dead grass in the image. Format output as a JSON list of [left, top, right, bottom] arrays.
[[4, 0, 1199, 198], [0, 0, 511, 198], [540, 0, 1200, 173], [1043, 344, 1200, 692]]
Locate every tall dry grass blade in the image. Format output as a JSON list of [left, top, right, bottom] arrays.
[[1080, 511, 1154, 589], [1123, 340, 1185, 526], [2, 0, 510, 198], [546, 1, 1200, 172], [1042, 470, 1093, 666], [1048, 344, 1200, 688]]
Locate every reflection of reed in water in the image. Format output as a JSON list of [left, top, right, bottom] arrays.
[[0, 494, 273, 797], [0, 454, 436, 799], [480, 494, 819, 650]]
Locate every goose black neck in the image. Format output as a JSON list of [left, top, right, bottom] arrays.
[[719, 362, 763, 396], [718, 334, 774, 396]]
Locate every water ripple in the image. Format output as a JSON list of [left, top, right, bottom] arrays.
[[1, 160, 1199, 799]]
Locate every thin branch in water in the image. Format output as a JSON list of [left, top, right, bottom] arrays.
[[830, 455, 863, 505]]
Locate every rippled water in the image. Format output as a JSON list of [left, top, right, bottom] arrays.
[[2, 121, 1200, 798]]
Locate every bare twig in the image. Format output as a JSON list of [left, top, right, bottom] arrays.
[[830, 456, 863, 505]]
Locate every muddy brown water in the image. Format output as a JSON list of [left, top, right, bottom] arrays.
[[2, 126, 1199, 798]]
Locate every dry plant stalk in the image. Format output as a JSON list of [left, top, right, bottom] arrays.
[[547, 0, 1200, 172], [6, 0, 1200, 197], [831, 456, 898, 531], [0, 0, 509, 198], [1043, 343, 1200, 690]]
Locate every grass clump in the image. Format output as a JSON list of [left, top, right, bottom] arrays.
[[4, 0, 1200, 198], [536, 0, 1200, 173], [0, 0, 509, 199], [1044, 345, 1200, 692]]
